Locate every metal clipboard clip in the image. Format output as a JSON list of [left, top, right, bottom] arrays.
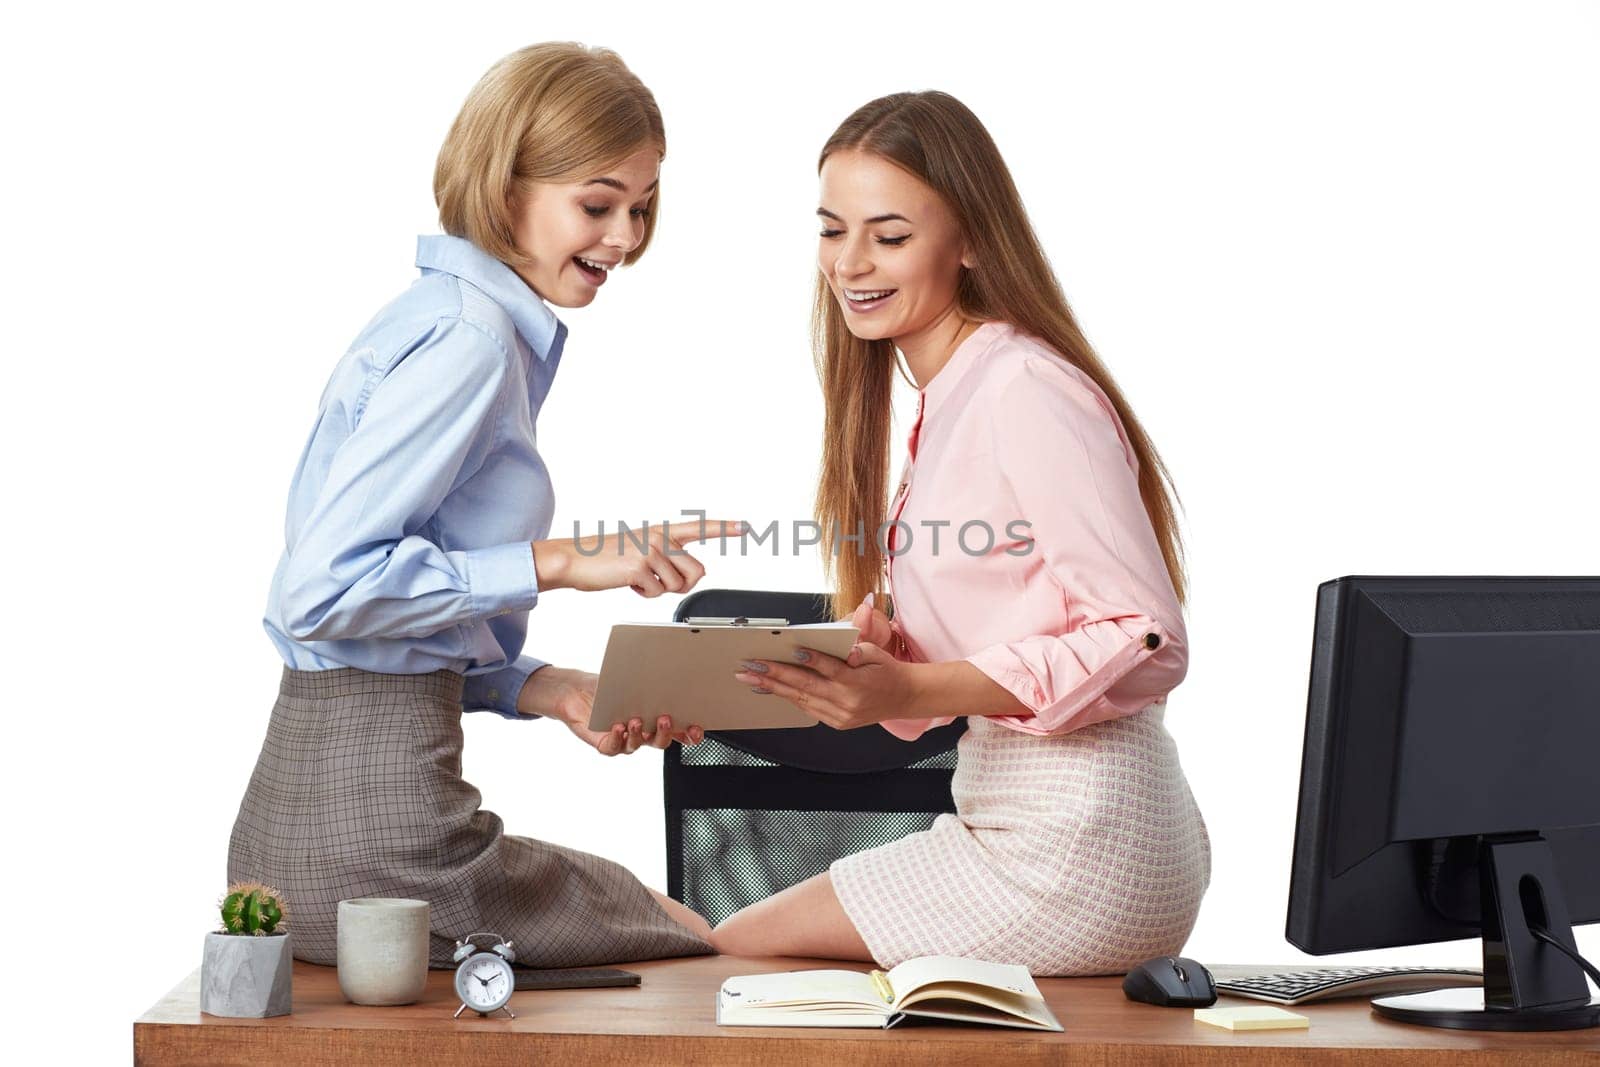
[[682, 616, 791, 627]]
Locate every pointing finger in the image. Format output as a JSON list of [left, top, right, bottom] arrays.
[[665, 520, 747, 544]]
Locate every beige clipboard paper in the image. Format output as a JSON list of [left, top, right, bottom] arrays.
[[588, 620, 860, 731]]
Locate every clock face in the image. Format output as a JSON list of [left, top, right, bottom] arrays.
[[454, 953, 514, 1013]]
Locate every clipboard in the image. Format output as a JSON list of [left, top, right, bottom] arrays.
[[588, 617, 860, 731]]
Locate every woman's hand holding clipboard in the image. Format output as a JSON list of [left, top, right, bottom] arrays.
[[526, 518, 746, 752], [523, 665, 703, 756]]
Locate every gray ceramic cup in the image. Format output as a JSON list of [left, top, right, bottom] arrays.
[[336, 898, 430, 1005]]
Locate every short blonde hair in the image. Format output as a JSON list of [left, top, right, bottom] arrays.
[[434, 43, 665, 268]]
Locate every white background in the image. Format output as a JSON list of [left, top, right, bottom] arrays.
[[3, 1, 1597, 1059]]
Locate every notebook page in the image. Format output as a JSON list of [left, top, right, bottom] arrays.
[[719, 969, 884, 1010], [886, 956, 1042, 1006], [896, 984, 1061, 1030], [896, 998, 1062, 1031]]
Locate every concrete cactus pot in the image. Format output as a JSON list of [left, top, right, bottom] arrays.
[[200, 931, 293, 1017]]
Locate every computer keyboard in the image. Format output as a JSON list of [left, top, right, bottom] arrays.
[[1214, 966, 1483, 1005]]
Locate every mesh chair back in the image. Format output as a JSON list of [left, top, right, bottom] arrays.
[[665, 589, 966, 924]]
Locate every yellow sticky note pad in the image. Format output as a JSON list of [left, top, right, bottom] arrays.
[[1194, 1005, 1310, 1031]]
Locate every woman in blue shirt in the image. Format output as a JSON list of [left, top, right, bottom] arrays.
[[229, 43, 727, 968]]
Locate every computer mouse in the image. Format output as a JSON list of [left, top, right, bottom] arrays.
[[1122, 956, 1218, 1007]]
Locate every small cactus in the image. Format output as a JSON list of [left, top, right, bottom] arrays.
[[219, 882, 289, 936]]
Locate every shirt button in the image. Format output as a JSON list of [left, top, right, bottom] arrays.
[[488, 689, 500, 702], [1143, 633, 1161, 650]]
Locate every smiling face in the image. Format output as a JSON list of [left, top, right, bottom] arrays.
[[817, 148, 973, 344], [509, 145, 660, 308]]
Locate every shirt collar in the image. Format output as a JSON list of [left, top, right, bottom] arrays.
[[414, 235, 567, 363]]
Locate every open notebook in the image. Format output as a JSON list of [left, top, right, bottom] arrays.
[[716, 956, 1063, 1031]]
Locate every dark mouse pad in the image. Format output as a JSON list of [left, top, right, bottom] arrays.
[[513, 966, 641, 991]]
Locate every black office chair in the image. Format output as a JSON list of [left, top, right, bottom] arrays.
[[664, 589, 967, 925]]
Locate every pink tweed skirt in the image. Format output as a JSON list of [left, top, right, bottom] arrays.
[[830, 702, 1210, 976]]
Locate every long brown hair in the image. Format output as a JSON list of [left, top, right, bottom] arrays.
[[813, 91, 1188, 620]]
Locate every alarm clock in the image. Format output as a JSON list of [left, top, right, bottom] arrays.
[[451, 932, 517, 1019]]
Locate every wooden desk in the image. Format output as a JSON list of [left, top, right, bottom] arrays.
[[135, 955, 1599, 1065]]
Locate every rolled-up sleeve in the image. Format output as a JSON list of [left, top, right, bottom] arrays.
[[278, 317, 541, 643], [963, 359, 1188, 736]]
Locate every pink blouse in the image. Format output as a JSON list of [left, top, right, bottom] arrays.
[[880, 321, 1188, 739]]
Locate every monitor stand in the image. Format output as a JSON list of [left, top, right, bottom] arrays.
[[1374, 835, 1599, 1031]]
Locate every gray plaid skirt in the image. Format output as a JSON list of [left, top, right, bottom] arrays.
[[227, 667, 711, 968]]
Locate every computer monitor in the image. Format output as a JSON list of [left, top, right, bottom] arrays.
[[1288, 576, 1600, 1031]]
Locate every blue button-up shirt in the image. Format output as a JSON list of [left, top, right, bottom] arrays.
[[263, 235, 567, 719]]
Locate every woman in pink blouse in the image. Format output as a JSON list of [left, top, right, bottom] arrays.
[[711, 92, 1210, 976]]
